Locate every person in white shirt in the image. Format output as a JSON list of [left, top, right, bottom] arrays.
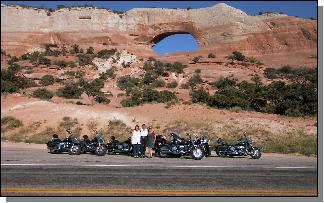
[[140, 124, 148, 157], [131, 125, 141, 158]]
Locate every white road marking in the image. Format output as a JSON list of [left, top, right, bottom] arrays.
[[275, 166, 315, 169], [1, 163, 316, 169]]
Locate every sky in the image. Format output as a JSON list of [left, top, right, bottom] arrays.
[[1, 1, 318, 54]]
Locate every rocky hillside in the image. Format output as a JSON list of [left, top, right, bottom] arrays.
[[1, 3, 317, 67]]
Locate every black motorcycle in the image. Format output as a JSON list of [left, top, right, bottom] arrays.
[[159, 132, 206, 160], [106, 136, 134, 155], [194, 135, 211, 157], [215, 133, 261, 159], [79, 129, 107, 156], [47, 129, 81, 155], [153, 134, 168, 156]]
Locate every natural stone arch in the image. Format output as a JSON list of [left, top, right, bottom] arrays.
[[150, 31, 200, 48]]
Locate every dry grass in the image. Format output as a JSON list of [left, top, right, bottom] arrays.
[[161, 120, 317, 156]]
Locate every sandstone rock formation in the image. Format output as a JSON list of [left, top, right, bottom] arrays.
[[1, 3, 317, 67]]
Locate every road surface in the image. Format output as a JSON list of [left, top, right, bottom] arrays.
[[1, 143, 317, 196]]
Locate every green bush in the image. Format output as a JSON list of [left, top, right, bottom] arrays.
[[69, 44, 81, 54], [117, 76, 141, 92], [187, 74, 203, 87], [164, 62, 187, 74], [36, 57, 51, 66], [1, 69, 35, 93], [192, 56, 202, 63], [94, 93, 111, 104], [77, 54, 93, 66], [208, 53, 216, 58], [40, 75, 55, 86], [86, 47, 94, 54], [190, 88, 210, 103], [166, 81, 178, 88], [32, 88, 54, 100], [212, 77, 237, 89], [157, 90, 177, 103], [150, 80, 166, 88], [195, 69, 201, 74], [8, 63, 21, 72], [99, 67, 116, 80], [8, 56, 19, 65], [57, 83, 83, 99], [97, 49, 117, 59], [228, 51, 245, 61], [53, 60, 68, 68]]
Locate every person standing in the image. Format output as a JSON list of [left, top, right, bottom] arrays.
[[140, 124, 148, 157], [146, 127, 156, 158], [131, 125, 141, 158]]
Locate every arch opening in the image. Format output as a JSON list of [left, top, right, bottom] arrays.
[[151, 33, 199, 55]]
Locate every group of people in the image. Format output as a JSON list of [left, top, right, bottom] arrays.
[[131, 124, 156, 158]]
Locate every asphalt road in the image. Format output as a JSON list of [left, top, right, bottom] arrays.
[[1, 145, 317, 196]]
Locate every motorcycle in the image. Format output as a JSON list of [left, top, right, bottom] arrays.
[[159, 132, 206, 160], [215, 133, 261, 159], [106, 136, 134, 155], [46, 129, 81, 155], [194, 135, 211, 157], [153, 134, 168, 156], [79, 129, 107, 156]]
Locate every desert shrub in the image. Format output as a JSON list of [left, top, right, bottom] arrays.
[[166, 81, 178, 88], [117, 76, 141, 92], [142, 88, 160, 103], [32, 88, 54, 100], [103, 120, 132, 141], [164, 62, 187, 74], [77, 54, 93, 66], [1, 116, 23, 130], [180, 83, 190, 89], [190, 88, 210, 103], [157, 90, 177, 103], [57, 83, 83, 99], [1, 49, 7, 56], [8, 63, 21, 72], [94, 93, 111, 104], [86, 47, 94, 54], [8, 56, 19, 65], [36, 56, 51, 66], [40, 75, 55, 86], [212, 77, 237, 89], [69, 44, 81, 54], [150, 79, 166, 88], [245, 56, 261, 64], [96, 49, 117, 59], [192, 56, 202, 63], [53, 60, 68, 68], [228, 51, 245, 61], [208, 87, 250, 109], [208, 53, 216, 58], [121, 97, 141, 107], [195, 69, 201, 74], [99, 67, 116, 80], [1, 69, 35, 93], [187, 74, 203, 87]]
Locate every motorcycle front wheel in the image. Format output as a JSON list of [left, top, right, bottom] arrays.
[[95, 145, 107, 156], [68, 145, 81, 155], [250, 149, 261, 159], [192, 148, 204, 160]]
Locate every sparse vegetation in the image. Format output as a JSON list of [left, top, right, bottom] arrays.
[[228, 51, 245, 61], [32, 88, 54, 100], [166, 81, 178, 88], [187, 74, 203, 87], [96, 49, 117, 59], [1, 69, 35, 94], [56, 83, 83, 99], [208, 53, 216, 58], [77, 53, 93, 66], [1, 116, 23, 131], [40, 75, 55, 86]]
